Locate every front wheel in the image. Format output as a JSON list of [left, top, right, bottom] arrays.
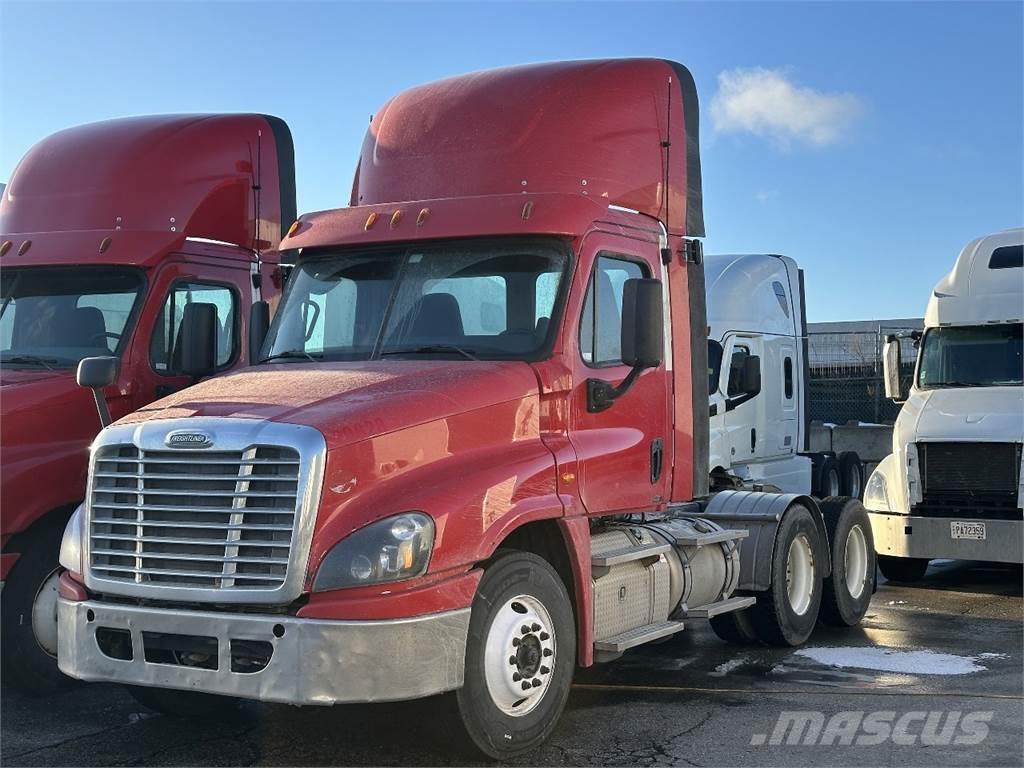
[[819, 498, 875, 626], [455, 551, 575, 760], [1, 522, 74, 695], [749, 504, 824, 646], [878, 555, 930, 583]]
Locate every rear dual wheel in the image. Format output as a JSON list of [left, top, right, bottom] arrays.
[[819, 498, 875, 626]]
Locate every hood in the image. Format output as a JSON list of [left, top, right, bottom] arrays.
[[0, 367, 70, 389], [119, 360, 542, 450], [908, 387, 1024, 443]]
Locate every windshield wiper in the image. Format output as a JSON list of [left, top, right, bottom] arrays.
[[380, 344, 479, 361], [259, 350, 323, 364], [0, 353, 63, 370]]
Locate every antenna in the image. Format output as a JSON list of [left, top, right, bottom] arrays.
[[661, 76, 673, 265]]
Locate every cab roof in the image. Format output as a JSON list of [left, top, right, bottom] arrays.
[[927, 228, 1023, 326]]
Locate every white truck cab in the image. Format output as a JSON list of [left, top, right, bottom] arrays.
[[868, 228, 1024, 580], [706, 254, 863, 498]]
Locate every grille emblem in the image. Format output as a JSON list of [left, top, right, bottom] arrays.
[[165, 430, 214, 449]]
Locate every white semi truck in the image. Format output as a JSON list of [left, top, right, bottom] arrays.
[[706, 254, 866, 499], [867, 228, 1024, 580]]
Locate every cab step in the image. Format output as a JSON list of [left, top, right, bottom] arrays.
[[593, 620, 685, 653], [591, 542, 672, 567], [669, 528, 749, 547], [684, 595, 756, 619]]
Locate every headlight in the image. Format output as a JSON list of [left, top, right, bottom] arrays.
[[59, 505, 85, 574], [863, 469, 890, 512], [313, 512, 434, 591]]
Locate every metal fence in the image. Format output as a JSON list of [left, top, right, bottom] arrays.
[[807, 328, 919, 425]]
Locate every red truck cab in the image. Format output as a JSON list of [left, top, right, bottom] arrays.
[[0, 114, 295, 692], [56, 61, 869, 757]]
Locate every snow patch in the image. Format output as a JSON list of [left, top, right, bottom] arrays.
[[711, 657, 747, 676], [794, 646, 989, 675]]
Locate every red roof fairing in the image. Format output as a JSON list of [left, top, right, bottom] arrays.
[[350, 59, 704, 238]]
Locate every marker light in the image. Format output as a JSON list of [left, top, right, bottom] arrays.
[[416, 208, 430, 226], [0, 241, 11, 257], [286, 220, 301, 237], [18, 240, 31, 256], [99, 236, 112, 254], [365, 212, 379, 231], [390, 210, 402, 228]]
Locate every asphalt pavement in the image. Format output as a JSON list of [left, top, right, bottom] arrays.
[[2, 559, 1021, 767]]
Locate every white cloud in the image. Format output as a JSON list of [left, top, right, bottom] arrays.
[[711, 67, 861, 146]]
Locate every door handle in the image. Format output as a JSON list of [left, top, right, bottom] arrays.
[[650, 438, 664, 484], [750, 428, 756, 453]]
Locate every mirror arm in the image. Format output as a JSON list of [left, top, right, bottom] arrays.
[[89, 388, 111, 428], [586, 365, 644, 413]]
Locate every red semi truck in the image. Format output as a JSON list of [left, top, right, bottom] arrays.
[[0, 114, 295, 692], [56, 60, 873, 757]]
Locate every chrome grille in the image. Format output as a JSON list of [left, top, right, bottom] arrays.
[[89, 445, 301, 590]]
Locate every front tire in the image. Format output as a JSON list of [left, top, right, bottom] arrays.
[[709, 602, 758, 645], [819, 498, 875, 626], [878, 555, 929, 583], [456, 551, 575, 760], [1, 522, 74, 695], [749, 504, 824, 646]]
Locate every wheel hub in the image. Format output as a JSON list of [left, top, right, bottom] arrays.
[[484, 595, 556, 716], [844, 524, 868, 599], [31, 569, 61, 657], [785, 534, 815, 616]]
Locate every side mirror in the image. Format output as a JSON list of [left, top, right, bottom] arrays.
[[741, 354, 762, 396], [883, 337, 904, 401], [588, 278, 663, 413], [620, 278, 664, 369], [249, 300, 270, 363], [180, 302, 218, 378], [77, 356, 119, 427]]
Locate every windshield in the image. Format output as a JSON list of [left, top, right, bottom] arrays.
[[262, 238, 569, 362], [0, 267, 145, 369], [917, 323, 1023, 389]]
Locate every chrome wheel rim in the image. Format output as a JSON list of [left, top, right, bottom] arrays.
[[785, 534, 815, 616], [845, 524, 868, 599], [32, 569, 61, 657], [826, 468, 841, 497], [483, 594, 556, 717]]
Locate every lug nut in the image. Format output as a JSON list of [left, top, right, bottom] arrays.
[[540, 632, 550, 641], [532, 679, 542, 688], [540, 665, 550, 675], [543, 648, 552, 657], [509, 656, 517, 666], [513, 672, 521, 682], [531, 623, 541, 632], [521, 625, 530, 634], [521, 681, 531, 691], [512, 637, 521, 646]]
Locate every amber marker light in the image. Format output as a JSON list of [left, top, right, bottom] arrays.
[[0, 241, 11, 257], [416, 208, 430, 226], [521, 200, 534, 221], [286, 220, 301, 237], [18, 240, 31, 256], [99, 236, 113, 254], [390, 210, 402, 228], [365, 212, 379, 231]]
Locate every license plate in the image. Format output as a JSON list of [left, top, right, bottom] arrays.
[[950, 521, 986, 540]]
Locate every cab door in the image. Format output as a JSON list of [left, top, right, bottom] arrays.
[[124, 254, 250, 408], [721, 334, 765, 464], [566, 232, 671, 514]]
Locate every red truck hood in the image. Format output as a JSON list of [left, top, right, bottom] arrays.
[[0, 368, 72, 389], [119, 361, 542, 450]]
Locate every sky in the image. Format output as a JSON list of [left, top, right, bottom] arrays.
[[1, 1, 1021, 322]]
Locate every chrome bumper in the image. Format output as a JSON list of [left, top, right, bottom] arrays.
[[868, 512, 1023, 564], [58, 598, 470, 705]]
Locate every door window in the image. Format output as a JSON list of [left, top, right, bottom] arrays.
[[579, 255, 646, 366], [727, 344, 754, 396], [150, 282, 237, 374]]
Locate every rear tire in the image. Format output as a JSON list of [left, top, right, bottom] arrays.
[[455, 551, 575, 760], [819, 498, 875, 626], [838, 453, 864, 499], [1, 521, 74, 695], [813, 455, 841, 499], [709, 603, 759, 645], [126, 686, 242, 719], [749, 504, 823, 646], [878, 555, 929, 583]]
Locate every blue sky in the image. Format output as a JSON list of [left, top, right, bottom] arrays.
[[1, 1, 1021, 321]]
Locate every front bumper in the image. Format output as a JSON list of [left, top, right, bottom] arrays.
[[868, 512, 1023, 563], [58, 598, 470, 705]]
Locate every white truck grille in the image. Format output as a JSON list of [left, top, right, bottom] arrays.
[[89, 445, 301, 590]]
